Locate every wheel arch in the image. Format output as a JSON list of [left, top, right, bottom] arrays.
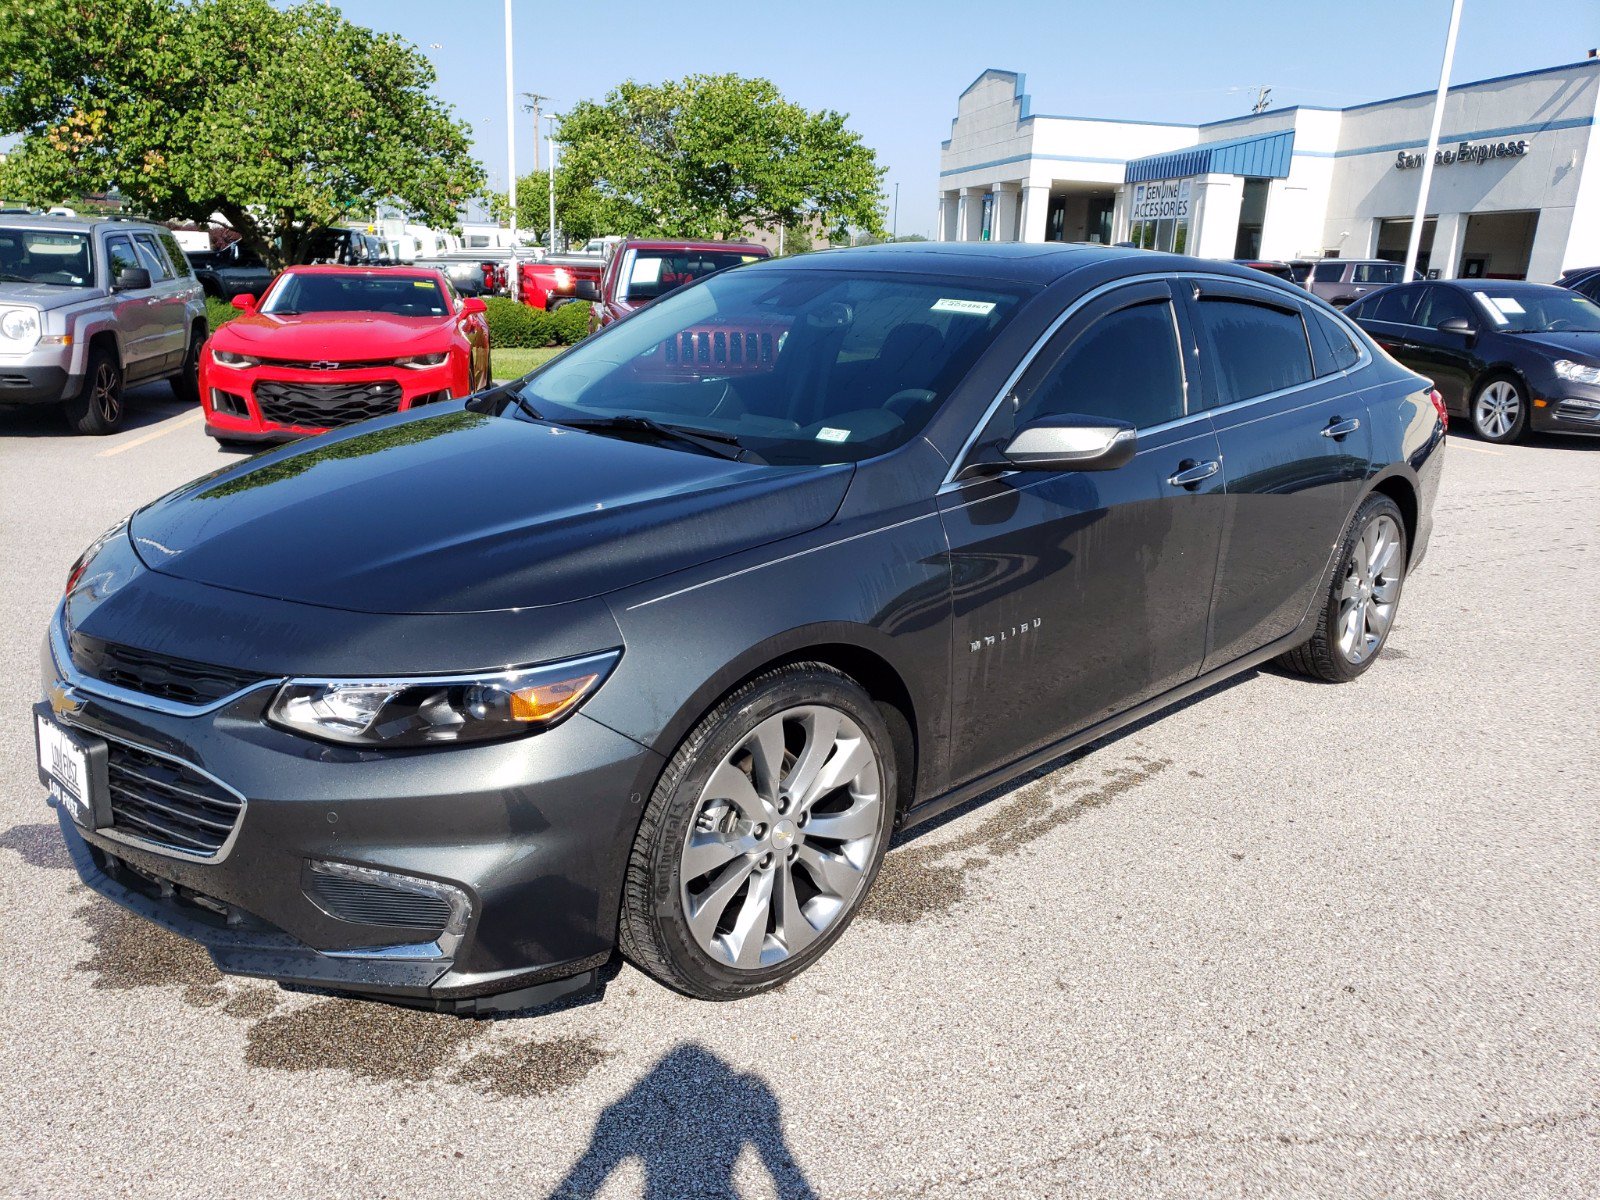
[[1366, 472, 1419, 563], [646, 624, 925, 824]]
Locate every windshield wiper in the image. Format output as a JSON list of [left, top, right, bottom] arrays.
[[466, 378, 543, 421], [0, 272, 34, 283], [556, 414, 758, 462]]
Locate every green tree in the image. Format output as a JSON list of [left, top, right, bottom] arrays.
[[555, 74, 885, 243], [481, 170, 561, 246], [0, 0, 484, 266]]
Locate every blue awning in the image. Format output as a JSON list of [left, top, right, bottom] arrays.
[[1125, 129, 1295, 183]]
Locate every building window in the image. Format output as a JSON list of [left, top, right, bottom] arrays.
[[1128, 217, 1188, 253]]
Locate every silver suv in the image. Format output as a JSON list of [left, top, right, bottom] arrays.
[[0, 214, 207, 433], [1304, 259, 1422, 308]]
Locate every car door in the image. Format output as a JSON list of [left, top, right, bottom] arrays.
[[1402, 285, 1481, 413], [102, 233, 163, 379], [1184, 280, 1375, 672], [132, 231, 190, 369], [938, 280, 1226, 783]]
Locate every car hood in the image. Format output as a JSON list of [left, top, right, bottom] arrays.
[[215, 311, 454, 357], [129, 406, 853, 614], [0, 282, 103, 311], [1511, 330, 1600, 361]]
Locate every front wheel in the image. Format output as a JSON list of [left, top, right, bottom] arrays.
[[170, 326, 204, 405], [1277, 494, 1408, 683], [1470, 375, 1528, 444], [619, 664, 896, 1000], [63, 347, 124, 435]]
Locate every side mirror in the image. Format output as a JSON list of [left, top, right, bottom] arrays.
[[1004, 414, 1137, 471], [1437, 317, 1474, 338], [574, 280, 600, 302], [112, 267, 151, 292], [460, 296, 487, 316], [230, 293, 257, 312]]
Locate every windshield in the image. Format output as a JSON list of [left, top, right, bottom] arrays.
[[0, 230, 94, 287], [512, 267, 1032, 465], [619, 248, 767, 303], [262, 272, 450, 317], [1471, 288, 1600, 333]]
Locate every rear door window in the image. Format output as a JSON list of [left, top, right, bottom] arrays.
[[1195, 297, 1314, 403], [1353, 262, 1404, 285]]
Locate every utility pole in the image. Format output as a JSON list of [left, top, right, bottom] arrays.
[[1251, 86, 1272, 115], [522, 91, 548, 173], [1405, 0, 1464, 280], [892, 182, 900, 242], [502, 0, 519, 299]]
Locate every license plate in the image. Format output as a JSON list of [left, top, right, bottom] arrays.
[[35, 712, 107, 829]]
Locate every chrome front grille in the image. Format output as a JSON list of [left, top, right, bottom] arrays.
[[105, 741, 244, 857]]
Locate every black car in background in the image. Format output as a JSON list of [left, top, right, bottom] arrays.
[[1347, 280, 1600, 443], [185, 241, 274, 300], [1557, 267, 1600, 306], [36, 244, 1443, 1013]]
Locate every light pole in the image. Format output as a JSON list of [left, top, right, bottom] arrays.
[[1405, 0, 1464, 280], [892, 182, 899, 242], [502, 0, 520, 299], [546, 114, 559, 254]]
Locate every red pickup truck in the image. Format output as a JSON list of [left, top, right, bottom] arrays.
[[517, 253, 604, 310], [575, 238, 770, 330]]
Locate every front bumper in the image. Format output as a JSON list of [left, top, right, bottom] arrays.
[[1533, 393, 1600, 436], [40, 615, 662, 1012], [0, 361, 73, 405], [200, 358, 464, 440]]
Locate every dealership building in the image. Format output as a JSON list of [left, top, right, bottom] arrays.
[[937, 59, 1600, 281]]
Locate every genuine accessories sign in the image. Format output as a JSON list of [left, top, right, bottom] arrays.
[[1130, 179, 1192, 220], [1395, 138, 1529, 170]]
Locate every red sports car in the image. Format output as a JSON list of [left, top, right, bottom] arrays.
[[199, 265, 492, 445]]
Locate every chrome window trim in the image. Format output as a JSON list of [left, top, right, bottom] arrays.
[[940, 271, 1372, 492], [51, 605, 282, 718]]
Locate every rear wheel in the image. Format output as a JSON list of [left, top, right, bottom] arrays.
[[1277, 494, 1407, 683], [619, 664, 895, 1000], [1470, 374, 1527, 444], [63, 346, 124, 435]]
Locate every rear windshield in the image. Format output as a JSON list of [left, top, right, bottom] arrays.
[[262, 273, 449, 317], [0, 230, 94, 287], [620, 248, 767, 302], [513, 267, 1033, 465]]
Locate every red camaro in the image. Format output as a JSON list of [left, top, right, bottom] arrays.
[[199, 265, 491, 445]]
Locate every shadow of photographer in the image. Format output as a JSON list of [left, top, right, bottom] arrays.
[[548, 1041, 818, 1199]]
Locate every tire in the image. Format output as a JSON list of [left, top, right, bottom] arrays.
[[1469, 373, 1528, 444], [618, 663, 897, 1000], [1278, 494, 1408, 683], [63, 345, 124, 435], [170, 325, 204, 405]]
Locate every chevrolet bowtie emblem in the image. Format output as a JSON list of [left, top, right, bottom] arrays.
[[48, 682, 84, 718]]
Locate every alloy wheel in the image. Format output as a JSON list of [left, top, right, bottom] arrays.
[[1337, 513, 1402, 664], [1474, 380, 1520, 440], [678, 705, 882, 970], [92, 361, 122, 425]]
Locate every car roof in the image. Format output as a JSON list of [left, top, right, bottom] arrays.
[[743, 242, 1298, 289], [1431, 279, 1569, 294], [622, 239, 769, 253], [0, 213, 164, 235], [282, 265, 441, 278]]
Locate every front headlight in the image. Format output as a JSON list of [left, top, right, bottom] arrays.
[[211, 348, 259, 367], [265, 650, 620, 747], [395, 351, 450, 369], [0, 306, 42, 349], [1553, 358, 1600, 386]]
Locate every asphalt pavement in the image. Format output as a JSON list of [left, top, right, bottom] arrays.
[[1, 390, 1596, 1198]]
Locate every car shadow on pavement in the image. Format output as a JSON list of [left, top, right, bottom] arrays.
[[546, 1041, 818, 1200], [0, 382, 192, 438]]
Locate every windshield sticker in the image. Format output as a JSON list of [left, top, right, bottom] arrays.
[[412, 280, 436, 289], [632, 257, 664, 284], [1487, 296, 1525, 315], [931, 298, 996, 316], [1472, 292, 1511, 325], [815, 427, 850, 443]]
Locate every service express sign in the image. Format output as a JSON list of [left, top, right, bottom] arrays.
[[1130, 179, 1192, 220], [1395, 138, 1530, 170]]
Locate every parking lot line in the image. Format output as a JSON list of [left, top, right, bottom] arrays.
[[1450, 441, 1504, 456], [97, 410, 204, 458]]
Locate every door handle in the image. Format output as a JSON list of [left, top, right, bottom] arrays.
[[1321, 417, 1361, 440], [1168, 459, 1220, 489]]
